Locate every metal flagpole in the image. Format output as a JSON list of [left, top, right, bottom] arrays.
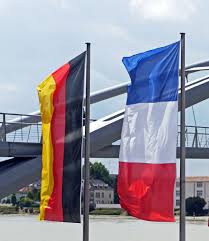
[[180, 33, 186, 241], [83, 42, 91, 241]]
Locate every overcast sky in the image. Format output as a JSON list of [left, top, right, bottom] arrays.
[[0, 0, 209, 175]]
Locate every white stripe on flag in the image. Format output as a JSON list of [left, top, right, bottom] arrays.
[[119, 101, 178, 164]]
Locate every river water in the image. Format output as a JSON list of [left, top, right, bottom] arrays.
[[0, 215, 208, 241]]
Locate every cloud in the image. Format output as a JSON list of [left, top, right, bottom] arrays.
[[0, 83, 17, 92], [129, 0, 196, 21], [0, 0, 71, 14]]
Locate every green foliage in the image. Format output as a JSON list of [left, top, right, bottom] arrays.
[[26, 188, 40, 202], [19, 197, 33, 207], [90, 208, 123, 215], [34, 189, 40, 202], [90, 162, 110, 184], [27, 191, 34, 200], [11, 194, 17, 206], [20, 196, 25, 201], [186, 196, 206, 216], [112, 176, 119, 204], [0, 205, 18, 214]]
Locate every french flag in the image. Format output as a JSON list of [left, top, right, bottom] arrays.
[[118, 42, 180, 222]]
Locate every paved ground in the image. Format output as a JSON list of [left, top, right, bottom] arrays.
[[0, 215, 208, 241]]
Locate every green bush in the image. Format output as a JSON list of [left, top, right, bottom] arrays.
[[186, 196, 206, 216], [27, 192, 34, 200], [19, 197, 33, 207], [90, 208, 123, 215]]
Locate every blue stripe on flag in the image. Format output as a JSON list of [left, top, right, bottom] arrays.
[[122, 42, 180, 105]]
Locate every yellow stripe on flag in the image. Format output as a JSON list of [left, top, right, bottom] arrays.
[[37, 75, 56, 220]]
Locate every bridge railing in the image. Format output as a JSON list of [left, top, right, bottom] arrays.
[[177, 125, 209, 148], [0, 112, 209, 148], [0, 112, 42, 143]]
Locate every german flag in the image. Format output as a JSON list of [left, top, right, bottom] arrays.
[[37, 52, 86, 223]]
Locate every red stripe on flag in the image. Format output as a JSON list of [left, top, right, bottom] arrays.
[[44, 63, 70, 221], [117, 162, 176, 222]]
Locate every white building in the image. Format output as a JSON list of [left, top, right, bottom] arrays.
[[175, 176, 209, 209], [89, 179, 114, 205]]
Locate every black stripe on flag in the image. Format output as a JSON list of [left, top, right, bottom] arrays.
[[62, 52, 86, 223]]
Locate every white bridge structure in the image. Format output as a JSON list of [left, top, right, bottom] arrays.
[[1, 60, 209, 199]]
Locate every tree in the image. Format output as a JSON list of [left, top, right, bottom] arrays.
[[186, 196, 206, 216], [19, 196, 25, 201], [113, 176, 119, 204], [34, 189, 40, 201], [26, 188, 40, 201], [19, 197, 33, 207], [27, 191, 34, 200], [90, 162, 111, 184], [11, 194, 17, 206]]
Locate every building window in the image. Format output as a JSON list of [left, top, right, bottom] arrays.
[[96, 192, 100, 198], [102, 192, 104, 198], [197, 190, 203, 197], [90, 192, 94, 197], [102, 200, 104, 204], [176, 191, 180, 196], [176, 182, 180, 188], [176, 200, 180, 206], [109, 193, 111, 199], [197, 182, 203, 188]]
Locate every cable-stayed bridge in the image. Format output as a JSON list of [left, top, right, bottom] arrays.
[[1, 60, 209, 199]]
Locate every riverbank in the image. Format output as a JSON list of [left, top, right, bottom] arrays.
[[0, 212, 208, 225], [0, 205, 39, 215], [0, 205, 208, 224], [90, 215, 209, 224]]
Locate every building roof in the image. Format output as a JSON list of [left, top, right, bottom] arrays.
[[89, 179, 113, 191], [176, 176, 209, 182], [91, 179, 108, 186], [18, 187, 30, 193]]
